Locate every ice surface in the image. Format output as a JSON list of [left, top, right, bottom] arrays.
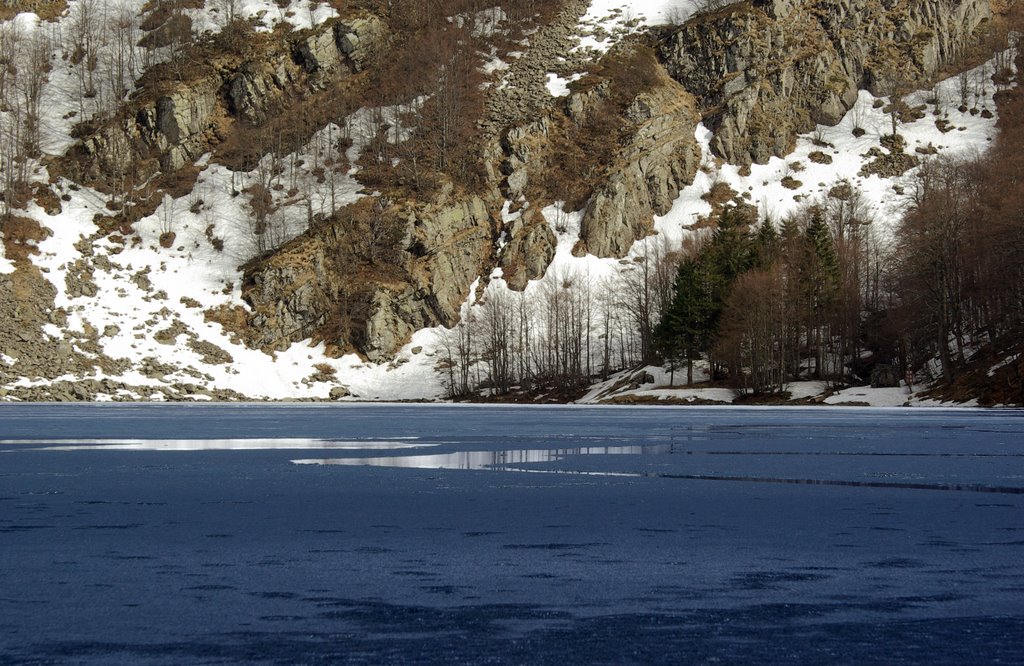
[[1, 404, 1022, 661], [3, 404, 1023, 659], [4, 438, 428, 452]]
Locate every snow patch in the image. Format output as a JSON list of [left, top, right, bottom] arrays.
[[576, 0, 708, 54], [187, 0, 338, 35], [545, 72, 583, 97], [0, 241, 12, 275]]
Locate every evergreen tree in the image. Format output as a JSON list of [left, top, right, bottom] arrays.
[[656, 258, 716, 386], [753, 218, 781, 269], [799, 209, 841, 378], [704, 206, 754, 285]]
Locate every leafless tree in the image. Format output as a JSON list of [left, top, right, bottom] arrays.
[[0, 22, 20, 112], [479, 288, 516, 394], [893, 156, 977, 382], [715, 266, 789, 394], [436, 313, 477, 398], [68, 0, 105, 115], [17, 30, 51, 160]]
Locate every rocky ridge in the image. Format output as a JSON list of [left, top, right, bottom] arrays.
[[659, 0, 995, 163], [1, 0, 1012, 400], [224, 0, 1005, 358], [60, 14, 388, 186]]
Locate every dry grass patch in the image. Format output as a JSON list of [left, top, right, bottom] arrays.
[[0, 0, 66, 20], [1, 215, 50, 264]]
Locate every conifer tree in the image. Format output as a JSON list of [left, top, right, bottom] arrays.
[[800, 209, 840, 377], [656, 258, 716, 386], [753, 218, 781, 269]]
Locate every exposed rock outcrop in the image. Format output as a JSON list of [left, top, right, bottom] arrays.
[[497, 207, 557, 290], [578, 75, 701, 257], [336, 15, 389, 72], [659, 0, 994, 164], [61, 14, 390, 186], [242, 184, 497, 360], [498, 49, 702, 260]]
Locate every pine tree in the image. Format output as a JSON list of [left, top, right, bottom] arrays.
[[800, 209, 840, 378], [753, 218, 781, 269], [656, 258, 716, 386], [704, 206, 754, 284]]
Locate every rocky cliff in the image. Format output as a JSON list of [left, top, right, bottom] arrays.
[[242, 184, 498, 361], [60, 14, 388, 187], [577, 70, 702, 257], [659, 0, 994, 163], [47, 0, 1007, 367], [496, 44, 702, 264]]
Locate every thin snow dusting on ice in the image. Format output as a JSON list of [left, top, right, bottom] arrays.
[[292, 445, 662, 473]]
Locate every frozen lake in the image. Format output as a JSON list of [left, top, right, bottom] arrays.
[[1, 404, 1022, 663]]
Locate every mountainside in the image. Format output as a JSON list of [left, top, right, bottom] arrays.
[[0, 0, 1020, 403]]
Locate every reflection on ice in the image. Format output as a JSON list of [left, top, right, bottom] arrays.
[[292, 445, 670, 472], [5, 439, 429, 452]]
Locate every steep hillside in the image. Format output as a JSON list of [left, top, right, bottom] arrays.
[[0, 0, 1017, 401]]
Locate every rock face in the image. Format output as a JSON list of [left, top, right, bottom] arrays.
[[497, 207, 557, 290], [336, 15, 388, 72], [68, 74, 222, 183], [62, 14, 389, 185], [659, 0, 993, 164], [52, 0, 1003, 369], [496, 50, 702, 261], [579, 75, 702, 257], [243, 186, 497, 361]]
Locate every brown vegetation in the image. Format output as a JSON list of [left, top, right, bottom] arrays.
[[0, 0, 66, 21], [522, 43, 666, 211], [1, 214, 50, 264]]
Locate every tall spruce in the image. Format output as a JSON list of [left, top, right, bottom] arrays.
[[801, 209, 840, 378], [656, 258, 716, 386]]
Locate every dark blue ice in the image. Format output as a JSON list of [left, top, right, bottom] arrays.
[[1, 404, 1022, 663]]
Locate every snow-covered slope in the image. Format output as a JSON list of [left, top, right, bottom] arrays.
[[0, 0, 1012, 402]]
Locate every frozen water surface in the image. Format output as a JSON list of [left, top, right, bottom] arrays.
[[0, 404, 1022, 663], [3, 438, 426, 452]]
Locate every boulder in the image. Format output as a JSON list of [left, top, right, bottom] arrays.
[[870, 364, 902, 388]]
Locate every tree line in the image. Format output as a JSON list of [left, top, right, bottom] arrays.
[[654, 136, 1020, 398], [442, 146, 1021, 401], [437, 236, 677, 398]]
